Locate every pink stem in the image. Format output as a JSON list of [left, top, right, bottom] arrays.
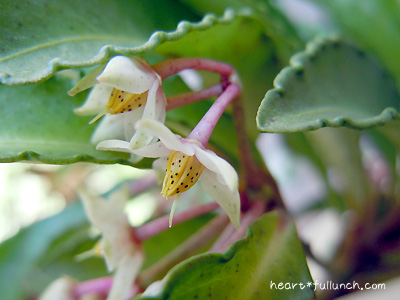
[[74, 277, 140, 299], [166, 84, 223, 111], [74, 277, 113, 298], [210, 201, 265, 253], [134, 202, 220, 241], [129, 174, 158, 195], [152, 58, 234, 80], [187, 83, 240, 147], [208, 222, 238, 252]]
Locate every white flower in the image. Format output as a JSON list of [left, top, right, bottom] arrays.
[[39, 276, 77, 300], [97, 119, 241, 229], [79, 188, 144, 300], [69, 56, 166, 151]]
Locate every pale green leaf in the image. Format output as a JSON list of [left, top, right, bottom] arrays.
[[257, 38, 400, 133], [0, 0, 198, 85]]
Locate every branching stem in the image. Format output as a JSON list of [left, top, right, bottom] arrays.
[[153, 58, 234, 80]]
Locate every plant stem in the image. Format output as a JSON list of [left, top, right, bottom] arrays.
[[129, 174, 158, 195], [134, 202, 220, 241], [73, 277, 140, 299], [152, 58, 234, 80], [188, 83, 240, 147], [210, 200, 265, 252], [231, 93, 284, 209], [138, 213, 229, 287], [166, 84, 223, 111]]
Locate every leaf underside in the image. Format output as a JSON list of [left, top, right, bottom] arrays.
[[257, 38, 400, 133]]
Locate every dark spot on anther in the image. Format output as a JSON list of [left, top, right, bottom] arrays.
[[181, 182, 183, 185], [191, 177, 194, 180], [170, 175, 173, 178], [172, 163, 174, 165], [185, 185, 188, 188], [175, 173, 178, 175], [196, 173, 198, 176], [139, 104, 142, 107], [118, 95, 121, 98], [190, 167, 192, 169], [187, 173, 189, 176], [128, 109, 132, 111], [171, 181, 174, 184], [179, 160, 181, 163]]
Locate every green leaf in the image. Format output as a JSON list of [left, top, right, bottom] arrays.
[[318, 0, 400, 89], [305, 128, 369, 212], [0, 75, 152, 166], [137, 211, 315, 300], [178, 0, 303, 62], [257, 38, 400, 133], [0, 203, 88, 300], [0, 0, 199, 85]]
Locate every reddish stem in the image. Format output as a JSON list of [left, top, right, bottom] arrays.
[[134, 202, 219, 241], [166, 84, 223, 111], [187, 83, 240, 147], [152, 58, 234, 80], [74, 277, 140, 299], [210, 200, 265, 252]]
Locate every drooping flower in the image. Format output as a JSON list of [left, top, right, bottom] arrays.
[[97, 119, 241, 229], [69, 56, 166, 151], [79, 188, 144, 300]]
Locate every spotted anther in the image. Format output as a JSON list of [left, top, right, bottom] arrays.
[[89, 88, 148, 124], [161, 151, 205, 198]]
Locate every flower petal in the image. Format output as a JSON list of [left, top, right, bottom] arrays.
[[39, 276, 77, 300], [68, 64, 106, 96], [135, 119, 195, 155], [97, 56, 156, 94], [130, 141, 171, 158], [74, 84, 113, 116], [128, 80, 166, 149], [200, 169, 241, 229], [107, 252, 144, 300], [91, 114, 126, 144], [97, 140, 134, 154], [193, 146, 238, 192], [122, 106, 145, 141]]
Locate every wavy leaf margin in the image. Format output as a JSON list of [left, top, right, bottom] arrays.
[[256, 37, 400, 133], [1, 9, 238, 85]]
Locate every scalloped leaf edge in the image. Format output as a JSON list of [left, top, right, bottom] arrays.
[[256, 37, 400, 133], [1, 9, 242, 85]]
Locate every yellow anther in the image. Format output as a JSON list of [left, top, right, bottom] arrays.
[[162, 151, 205, 198], [89, 88, 148, 124]]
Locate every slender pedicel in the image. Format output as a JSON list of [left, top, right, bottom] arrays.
[[166, 84, 223, 111], [188, 83, 240, 147], [134, 202, 219, 241], [152, 58, 234, 80]]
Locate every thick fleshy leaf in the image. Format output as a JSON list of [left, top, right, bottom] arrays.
[[136, 211, 315, 300], [0, 0, 198, 85], [257, 38, 400, 133], [0, 75, 151, 167], [318, 0, 400, 89]]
